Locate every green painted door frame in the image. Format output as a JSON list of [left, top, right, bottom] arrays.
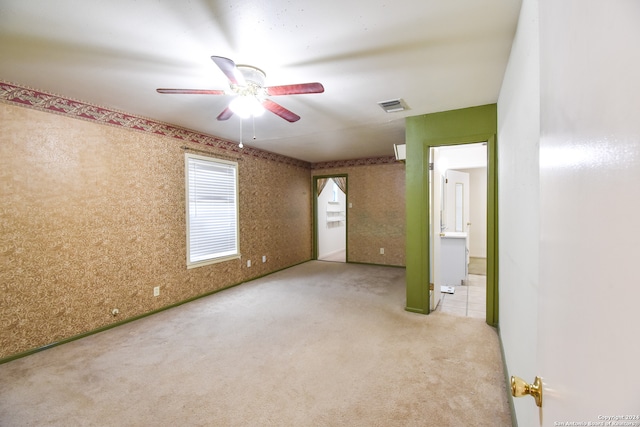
[[404, 104, 499, 326], [312, 174, 348, 261]]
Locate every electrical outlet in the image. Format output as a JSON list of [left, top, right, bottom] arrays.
[[262, 255, 266, 263], [380, 248, 385, 255], [247, 260, 251, 268], [153, 286, 160, 297]]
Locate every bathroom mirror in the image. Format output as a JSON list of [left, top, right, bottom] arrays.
[[455, 183, 464, 232], [440, 175, 446, 231]]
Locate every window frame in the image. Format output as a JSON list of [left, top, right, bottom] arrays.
[[185, 153, 240, 269]]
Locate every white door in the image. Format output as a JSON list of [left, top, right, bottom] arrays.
[[535, 0, 640, 421], [507, 0, 640, 423], [429, 148, 442, 310]]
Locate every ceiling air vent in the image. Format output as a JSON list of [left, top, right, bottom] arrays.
[[377, 98, 408, 113]]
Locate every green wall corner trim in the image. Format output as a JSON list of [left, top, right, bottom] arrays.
[[0, 260, 311, 365], [404, 104, 499, 326]]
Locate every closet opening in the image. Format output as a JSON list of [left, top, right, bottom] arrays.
[[314, 175, 347, 262]]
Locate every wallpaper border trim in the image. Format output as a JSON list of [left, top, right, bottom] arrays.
[[0, 81, 400, 169], [311, 156, 398, 169], [0, 81, 311, 168]]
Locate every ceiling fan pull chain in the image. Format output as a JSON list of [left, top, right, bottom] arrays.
[[239, 118, 244, 149]]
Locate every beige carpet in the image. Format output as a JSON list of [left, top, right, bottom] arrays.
[[0, 261, 511, 426]]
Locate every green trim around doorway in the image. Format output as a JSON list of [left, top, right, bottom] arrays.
[[404, 104, 499, 326], [312, 174, 348, 261]]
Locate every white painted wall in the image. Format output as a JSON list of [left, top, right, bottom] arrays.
[[317, 178, 346, 259], [497, 0, 540, 423]]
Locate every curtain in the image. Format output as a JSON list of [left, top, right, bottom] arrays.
[[317, 178, 328, 195], [333, 177, 347, 194]]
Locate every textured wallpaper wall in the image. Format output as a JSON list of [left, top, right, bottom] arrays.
[[0, 102, 311, 359], [0, 82, 407, 360], [312, 160, 406, 267]]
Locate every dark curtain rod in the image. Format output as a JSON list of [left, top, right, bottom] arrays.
[[181, 145, 242, 161]]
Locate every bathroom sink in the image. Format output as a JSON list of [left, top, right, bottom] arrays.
[[439, 232, 467, 238]]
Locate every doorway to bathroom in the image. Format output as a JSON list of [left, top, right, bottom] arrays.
[[314, 175, 347, 262], [429, 143, 487, 318]]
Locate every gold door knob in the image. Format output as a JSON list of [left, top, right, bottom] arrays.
[[510, 375, 543, 407]]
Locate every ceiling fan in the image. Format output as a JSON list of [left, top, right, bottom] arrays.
[[157, 56, 324, 123]]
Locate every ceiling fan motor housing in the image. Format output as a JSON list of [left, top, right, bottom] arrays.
[[232, 65, 266, 97]]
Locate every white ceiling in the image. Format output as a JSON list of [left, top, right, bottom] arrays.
[[0, 0, 521, 163]]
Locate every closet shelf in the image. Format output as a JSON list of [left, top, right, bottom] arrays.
[[326, 216, 346, 222], [326, 201, 345, 223]]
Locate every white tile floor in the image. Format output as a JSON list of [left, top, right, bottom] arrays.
[[436, 274, 486, 319]]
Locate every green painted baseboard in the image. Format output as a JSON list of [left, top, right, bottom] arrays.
[[404, 306, 428, 314]]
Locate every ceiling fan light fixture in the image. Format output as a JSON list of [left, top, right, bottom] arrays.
[[229, 96, 265, 118], [158, 56, 324, 122]]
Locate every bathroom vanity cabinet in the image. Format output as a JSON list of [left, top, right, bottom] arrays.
[[440, 232, 468, 287]]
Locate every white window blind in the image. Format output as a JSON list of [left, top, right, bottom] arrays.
[[185, 153, 239, 267]]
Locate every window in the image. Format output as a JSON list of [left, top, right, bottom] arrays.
[[185, 153, 239, 268]]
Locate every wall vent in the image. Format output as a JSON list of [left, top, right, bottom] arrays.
[[394, 144, 406, 161], [377, 98, 408, 113]]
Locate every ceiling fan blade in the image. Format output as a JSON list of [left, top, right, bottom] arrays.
[[216, 107, 234, 121], [266, 82, 325, 96], [262, 99, 300, 122], [211, 56, 246, 86], [157, 88, 225, 95]]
